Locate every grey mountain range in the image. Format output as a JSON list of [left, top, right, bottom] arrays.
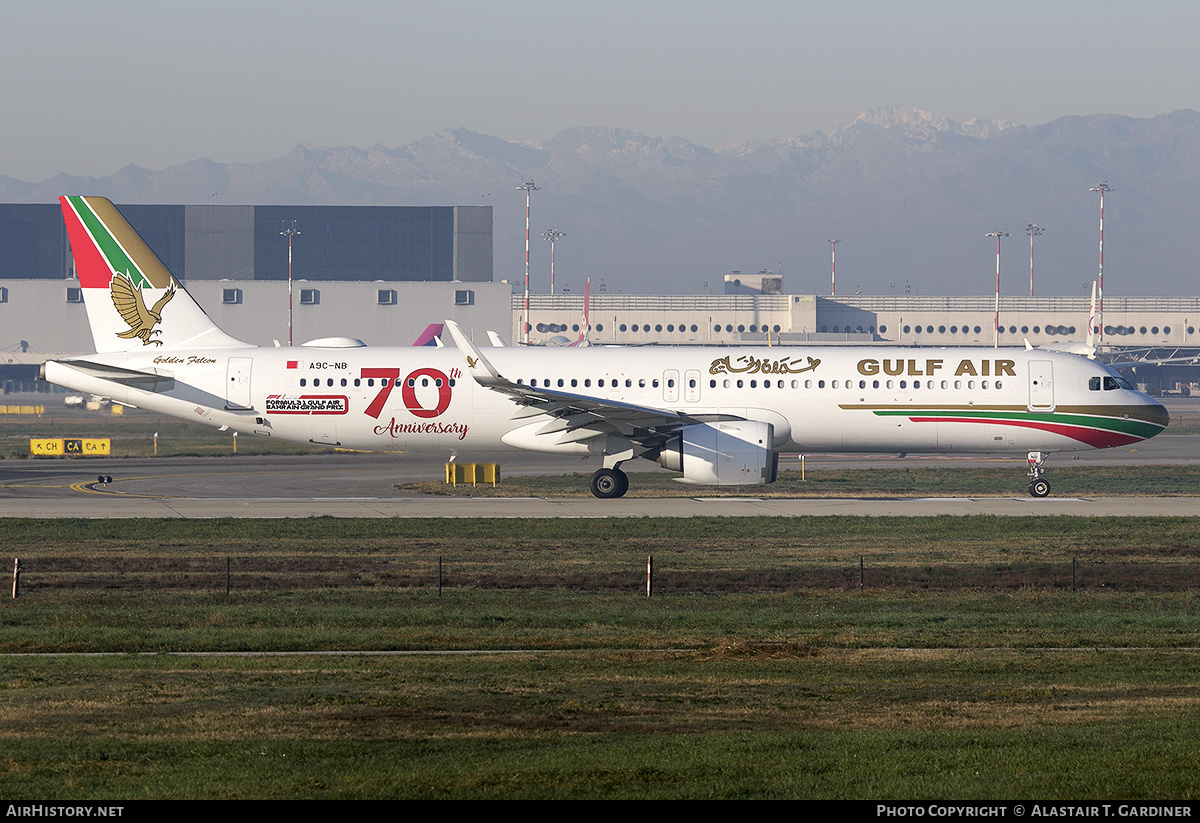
[[5, 106, 1198, 297]]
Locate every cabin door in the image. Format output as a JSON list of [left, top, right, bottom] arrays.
[[1028, 360, 1055, 411], [226, 357, 253, 410]]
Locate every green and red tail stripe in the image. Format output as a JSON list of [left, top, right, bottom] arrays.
[[60, 196, 173, 290]]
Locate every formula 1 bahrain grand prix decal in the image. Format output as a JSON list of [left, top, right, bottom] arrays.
[[363, 367, 469, 441], [266, 395, 348, 414]]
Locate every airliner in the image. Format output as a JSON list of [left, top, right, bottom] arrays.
[[43, 196, 1169, 499]]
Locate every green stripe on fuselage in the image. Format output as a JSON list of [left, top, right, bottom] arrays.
[[868, 407, 1165, 439]]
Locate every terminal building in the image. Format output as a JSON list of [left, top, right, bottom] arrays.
[[2, 205, 1198, 394]]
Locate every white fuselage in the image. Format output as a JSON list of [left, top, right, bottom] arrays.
[[45, 343, 1168, 459]]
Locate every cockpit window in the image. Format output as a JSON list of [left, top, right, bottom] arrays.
[[1103, 375, 1133, 391], [1089, 376, 1101, 391]]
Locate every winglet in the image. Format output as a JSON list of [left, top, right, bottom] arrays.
[[444, 320, 506, 386]]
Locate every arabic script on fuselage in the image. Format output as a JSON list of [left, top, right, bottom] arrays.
[[709, 355, 820, 376]]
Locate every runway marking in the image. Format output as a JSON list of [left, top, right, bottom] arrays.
[[69, 480, 187, 498], [65, 467, 372, 498]]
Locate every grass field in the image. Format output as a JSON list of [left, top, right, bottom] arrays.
[[3, 517, 1200, 798]]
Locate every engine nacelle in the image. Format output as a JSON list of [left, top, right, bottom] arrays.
[[657, 420, 778, 486]]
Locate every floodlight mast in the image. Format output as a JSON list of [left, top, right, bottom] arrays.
[[986, 230, 1010, 349], [543, 228, 565, 295], [1026, 223, 1044, 297], [517, 181, 540, 344], [280, 221, 300, 346], [1091, 182, 1112, 341], [828, 239, 839, 296]]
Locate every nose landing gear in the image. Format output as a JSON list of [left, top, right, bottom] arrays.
[[1027, 451, 1050, 498]]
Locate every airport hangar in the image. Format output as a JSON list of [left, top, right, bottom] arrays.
[[1, 203, 1198, 395]]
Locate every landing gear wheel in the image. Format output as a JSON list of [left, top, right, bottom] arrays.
[[1029, 479, 1050, 498], [590, 468, 629, 499]]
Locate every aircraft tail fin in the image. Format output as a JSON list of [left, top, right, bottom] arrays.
[[570, 277, 591, 347], [59, 196, 247, 353], [411, 323, 445, 347], [1086, 280, 1099, 351]]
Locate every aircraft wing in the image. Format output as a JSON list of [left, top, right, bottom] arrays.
[[443, 320, 731, 452]]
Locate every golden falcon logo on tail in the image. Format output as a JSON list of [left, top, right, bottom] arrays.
[[110, 272, 175, 346]]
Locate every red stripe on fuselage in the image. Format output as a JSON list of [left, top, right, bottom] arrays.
[[907, 415, 1144, 449]]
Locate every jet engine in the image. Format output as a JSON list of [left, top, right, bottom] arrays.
[[656, 420, 778, 486]]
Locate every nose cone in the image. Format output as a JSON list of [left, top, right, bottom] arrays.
[[1146, 398, 1170, 435]]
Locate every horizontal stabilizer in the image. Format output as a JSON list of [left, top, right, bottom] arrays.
[[45, 359, 175, 392]]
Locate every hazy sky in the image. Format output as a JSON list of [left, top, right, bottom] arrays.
[[5, 0, 1200, 181]]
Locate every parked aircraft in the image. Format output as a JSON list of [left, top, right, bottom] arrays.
[[410, 324, 445, 347], [44, 196, 1169, 498]]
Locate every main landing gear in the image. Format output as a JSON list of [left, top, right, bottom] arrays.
[[590, 467, 629, 499], [1027, 451, 1050, 498]]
